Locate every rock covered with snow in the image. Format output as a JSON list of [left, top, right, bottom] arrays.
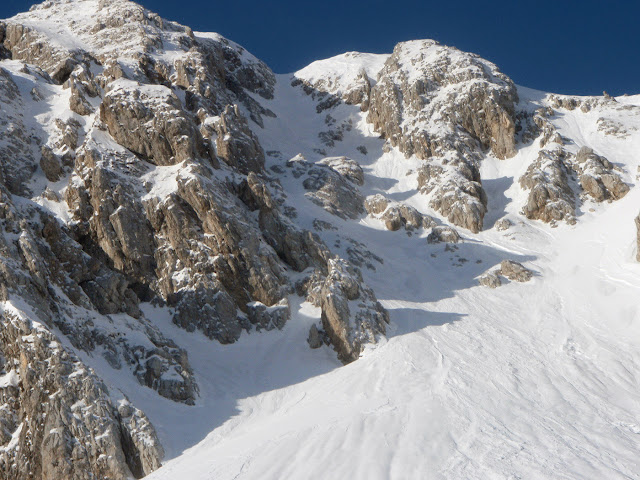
[[427, 225, 461, 244], [0, 0, 388, 474], [520, 148, 576, 225], [574, 146, 629, 201], [1, 1, 639, 478], [366, 40, 518, 232], [0, 309, 163, 480], [478, 271, 502, 288], [499, 260, 533, 282], [364, 194, 436, 232], [291, 51, 387, 112], [318, 156, 364, 185], [311, 259, 389, 364], [287, 155, 365, 219], [100, 80, 208, 166]]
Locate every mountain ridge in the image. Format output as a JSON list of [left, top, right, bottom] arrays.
[[0, 1, 639, 479]]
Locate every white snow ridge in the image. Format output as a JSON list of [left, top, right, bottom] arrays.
[[0, 1, 639, 480]]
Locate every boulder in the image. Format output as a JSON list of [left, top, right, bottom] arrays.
[[574, 146, 629, 201], [478, 271, 502, 288], [520, 149, 576, 224], [499, 260, 533, 282], [427, 226, 461, 244]]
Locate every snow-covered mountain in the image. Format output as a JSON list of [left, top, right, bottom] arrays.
[[0, 1, 639, 479]]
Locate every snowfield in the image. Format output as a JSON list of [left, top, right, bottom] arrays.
[[143, 65, 640, 479]]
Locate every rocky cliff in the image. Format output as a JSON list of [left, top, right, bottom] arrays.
[[0, 0, 638, 478]]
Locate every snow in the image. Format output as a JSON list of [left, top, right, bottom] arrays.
[[141, 162, 188, 201], [0, 370, 20, 388], [294, 51, 389, 91], [143, 59, 640, 480]]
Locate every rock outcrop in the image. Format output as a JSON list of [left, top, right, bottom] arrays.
[[0, 309, 163, 480], [499, 260, 533, 282], [427, 226, 461, 244], [287, 155, 365, 219], [4, 0, 637, 476], [100, 80, 207, 166], [365, 40, 518, 232], [520, 148, 576, 225], [519, 105, 630, 226], [478, 271, 502, 288], [311, 259, 389, 363], [574, 146, 629, 201], [364, 194, 436, 232]]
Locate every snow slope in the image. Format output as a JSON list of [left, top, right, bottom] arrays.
[[144, 60, 640, 479]]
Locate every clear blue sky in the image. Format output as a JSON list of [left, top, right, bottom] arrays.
[[4, 0, 639, 96]]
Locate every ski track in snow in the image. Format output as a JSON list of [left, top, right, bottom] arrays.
[[132, 74, 639, 478]]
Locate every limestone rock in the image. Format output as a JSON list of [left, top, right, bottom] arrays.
[[478, 271, 502, 288], [418, 161, 487, 233], [307, 324, 325, 349], [247, 299, 291, 331], [291, 53, 376, 112], [574, 146, 629, 201], [0, 2, 396, 473], [364, 194, 389, 215], [0, 68, 39, 196], [2, 22, 82, 84], [365, 194, 435, 232], [319, 259, 389, 364], [499, 260, 533, 282], [364, 40, 519, 232], [0, 311, 164, 480], [39, 146, 63, 182], [318, 156, 364, 185], [368, 40, 518, 160], [100, 80, 206, 166], [520, 149, 576, 224], [288, 156, 365, 219], [427, 226, 461, 244], [213, 104, 265, 174]]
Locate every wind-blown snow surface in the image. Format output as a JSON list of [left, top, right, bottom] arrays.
[[143, 60, 640, 479]]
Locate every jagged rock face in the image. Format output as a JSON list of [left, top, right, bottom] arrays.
[[520, 148, 576, 225], [287, 155, 365, 220], [365, 40, 517, 232], [368, 40, 518, 160], [0, 1, 354, 476], [100, 80, 208, 166], [0, 67, 39, 196], [318, 156, 364, 185], [315, 259, 389, 364], [518, 104, 630, 226], [212, 104, 265, 173], [0, 311, 163, 480], [12, 0, 637, 475], [574, 146, 629, 201]]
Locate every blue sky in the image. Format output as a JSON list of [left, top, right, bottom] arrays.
[[4, 0, 639, 95]]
